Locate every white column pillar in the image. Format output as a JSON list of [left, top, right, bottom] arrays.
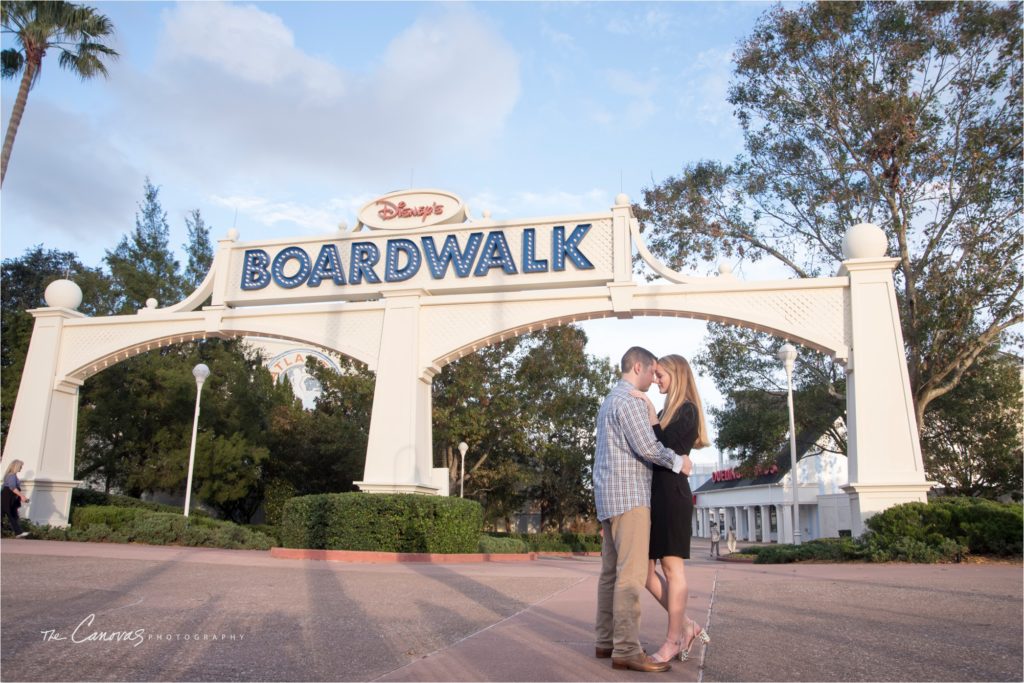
[[2, 308, 85, 527], [759, 505, 770, 542], [839, 248, 933, 534], [357, 290, 439, 494], [746, 506, 757, 542]]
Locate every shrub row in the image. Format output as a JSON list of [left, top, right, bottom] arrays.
[[54, 505, 274, 549], [281, 493, 483, 553], [71, 488, 209, 517], [864, 496, 1022, 557], [477, 535, 529, 554], [488, 531, 601, 553], [749, 497, 1021, 564]]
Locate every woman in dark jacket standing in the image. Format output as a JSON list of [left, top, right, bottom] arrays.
[[631, 354, 711, 662]]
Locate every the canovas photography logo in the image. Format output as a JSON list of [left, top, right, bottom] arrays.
[[40, 613, 245, 647]]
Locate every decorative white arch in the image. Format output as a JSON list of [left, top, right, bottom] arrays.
[[3, 189, 931, 534]]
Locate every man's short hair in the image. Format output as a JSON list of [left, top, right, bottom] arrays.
[[620, 346, 657, 373]]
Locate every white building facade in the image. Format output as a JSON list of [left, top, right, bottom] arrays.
[[693, 452, 851, 544]]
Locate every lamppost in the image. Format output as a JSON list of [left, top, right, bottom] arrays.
[[777, 343, 801, 545], [457, 442, 469, 498], [183, 363, 210, 517]]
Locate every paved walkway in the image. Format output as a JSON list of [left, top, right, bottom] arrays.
[[1, 538, 1021, 681]]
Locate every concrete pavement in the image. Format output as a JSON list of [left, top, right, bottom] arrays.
[[1, 537, 1021, 681]]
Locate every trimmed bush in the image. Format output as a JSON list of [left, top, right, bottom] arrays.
[[478, 535, 529, 554], [71, 488, 211, 517], [865, 497, 1021, 558], [280, 493, 483, 553], [750, 498, 1020, 564], [495, 532, 602, 552], [70, 505, 273, 550], [749, 537, 868, 564]]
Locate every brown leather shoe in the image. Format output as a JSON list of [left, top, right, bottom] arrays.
[[611, 653, 671, 672], [595, 646, 613, 658]]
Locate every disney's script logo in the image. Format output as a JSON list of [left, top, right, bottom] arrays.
[[376, 199, 444, 223]]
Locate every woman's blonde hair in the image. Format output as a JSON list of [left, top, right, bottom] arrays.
[[657, 355, 710, 449], [4, 459, 24, 476]]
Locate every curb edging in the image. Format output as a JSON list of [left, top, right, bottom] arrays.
[[270, 547, 539, 564]]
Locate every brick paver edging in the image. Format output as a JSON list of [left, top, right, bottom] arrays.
[[269, 547, 539, 564]]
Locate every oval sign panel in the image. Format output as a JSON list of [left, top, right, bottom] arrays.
[[358, 189, 466, 231]]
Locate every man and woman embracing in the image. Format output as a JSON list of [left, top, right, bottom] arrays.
[[593, 346, 711, 673]]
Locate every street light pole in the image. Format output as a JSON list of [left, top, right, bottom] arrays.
[[184, 363, 210, 517], [457, 442, 469, 498], [777, 343, 801, 545]]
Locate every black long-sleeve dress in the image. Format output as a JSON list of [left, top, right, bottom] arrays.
[[649, 401, 698, 560]]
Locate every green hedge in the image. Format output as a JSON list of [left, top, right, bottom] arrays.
[[71, 488, 210, 517], [478, 535, 529, 554], [865, 497, 1022, 557], [65, 506, 273, 550], [749, 498, 1022, 564], [504, 531, 601, 552], [281, 493, 483, 553]]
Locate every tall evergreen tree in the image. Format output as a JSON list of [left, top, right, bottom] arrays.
[[105, 178, 185, 313], [182, 208, 213, 291]]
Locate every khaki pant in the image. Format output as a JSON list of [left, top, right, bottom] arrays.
[[595, 506, 650, 658]]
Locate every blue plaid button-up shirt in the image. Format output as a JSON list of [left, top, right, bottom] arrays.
[[593, 380, 680, 521]]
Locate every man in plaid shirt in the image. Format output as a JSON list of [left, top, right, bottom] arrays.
[[593, 346, 684, 672]]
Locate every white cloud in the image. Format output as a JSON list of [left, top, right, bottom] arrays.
[[597, 69, 660, 127], [112, 3, 520, 189], [209, 193, 374, 235], [605, 8, 676, 37], [159, 1, 346, 100], [0, 99, 142, 258], [677, 48, 735, 127]]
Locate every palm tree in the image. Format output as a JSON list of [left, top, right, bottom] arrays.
[[1, 1, 118, 187]]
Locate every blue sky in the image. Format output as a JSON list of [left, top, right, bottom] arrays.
[[1, 1, 783, 466]]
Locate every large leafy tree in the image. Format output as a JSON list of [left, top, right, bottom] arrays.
[[920, 350, 1022, 501], [639, 2, 1021, 473], [433, 327, 616, 531], [0, 1, 118, 186]]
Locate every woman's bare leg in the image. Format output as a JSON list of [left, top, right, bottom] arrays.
[[647, 555, 688, 661], [645, 559, 669, 610]]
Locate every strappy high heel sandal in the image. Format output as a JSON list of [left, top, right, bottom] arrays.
[[649, 639, 683, 663], [679, 618, 711, 661]]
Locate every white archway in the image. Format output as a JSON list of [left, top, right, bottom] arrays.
[[3, 190, 931, 534]]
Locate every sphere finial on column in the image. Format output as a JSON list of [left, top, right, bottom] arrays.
[[842, 223, 887, 259], [44, 279, 83, 310]]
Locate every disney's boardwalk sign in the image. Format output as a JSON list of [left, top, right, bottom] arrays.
[[4, 187, 933, 538], [225, 189, 614, 306]]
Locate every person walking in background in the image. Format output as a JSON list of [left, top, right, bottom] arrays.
[[709, 523, 721, 558], [593, 347, 686, 673], [726, 526, 738, 554], [2, 460, 30, 538], [630, 354, 711, 663]]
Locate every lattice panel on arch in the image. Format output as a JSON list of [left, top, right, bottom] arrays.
[[636, 286, 850, 357], [422, 293, 612, 367], [61, 318, 208, 380], [227, 308, 384, 365]]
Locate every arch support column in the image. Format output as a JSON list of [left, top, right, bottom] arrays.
[[2, 308, 84, 526], [840, 258, 933, 535], [356, 291, 448, 495]]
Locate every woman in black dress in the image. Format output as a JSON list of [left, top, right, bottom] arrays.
[[631, 354, 711, 662]]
